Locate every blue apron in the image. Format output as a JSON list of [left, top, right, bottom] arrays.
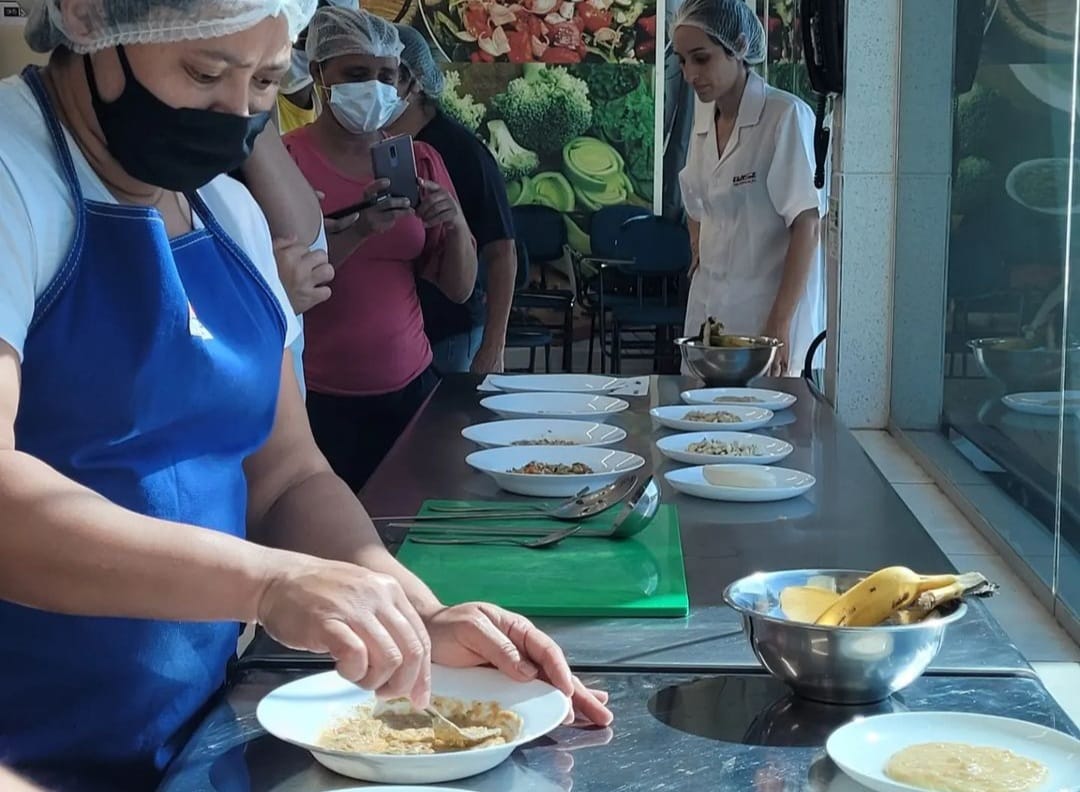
[[0, 68, 286, 789]]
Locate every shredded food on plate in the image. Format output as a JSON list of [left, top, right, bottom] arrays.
[[319, 696, 522, 755], [510, 438, 579, 446], [712, 395, 762, 404], [683, 409, 742, 423], [686, 439, 760, 456], [510, 461, 594, 474]]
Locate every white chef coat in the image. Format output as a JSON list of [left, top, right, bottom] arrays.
[[680, 70, 825, 375]]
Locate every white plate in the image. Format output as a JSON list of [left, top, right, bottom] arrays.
[[1002, 391, 1080, 416], [1006, 158, 1080, 216], [680, 387, 797, 411], [462, 419, 627, 448], [664, 464, 815, 502], [480, 392, 629, 422], [466, 445, 645, 497], [826, 711, 1080, 792], [256, 666, 570, 785], [656, 431, 793, 466], [488, 374, 623, 393], [649, 404, 774, 432]]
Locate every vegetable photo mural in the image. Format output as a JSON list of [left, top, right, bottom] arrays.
[[440, 60, 657, 254]]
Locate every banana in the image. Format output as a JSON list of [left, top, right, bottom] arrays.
[[780, 585, 841, 623], [813, 567, 958, 628]]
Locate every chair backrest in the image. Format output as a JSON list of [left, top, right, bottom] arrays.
[[589, 205, 651, 259], [614, 216, 692, 273], [514, 237, 530, 291], [512, 205, 567, 263]]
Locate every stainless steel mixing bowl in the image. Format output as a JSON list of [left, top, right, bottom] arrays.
[[968, 336, 1080, 392], [675, 335, 781, 386], [724, 569, 968, 704]]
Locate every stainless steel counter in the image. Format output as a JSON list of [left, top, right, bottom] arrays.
[[159, 667, 1079, 792], [244, 375, 1029, 675]]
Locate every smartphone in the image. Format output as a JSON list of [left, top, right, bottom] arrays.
[[371, 135, 420, 208], [325, 193, 388, 220]]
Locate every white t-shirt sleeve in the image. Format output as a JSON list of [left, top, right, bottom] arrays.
[[200, 176, 301, 350], [766, 102, 825, 227], [0, 161, 40, 361]]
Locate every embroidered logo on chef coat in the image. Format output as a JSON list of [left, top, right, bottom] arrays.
[[188, 303, 213, 341], [732, 171, 757, 187]]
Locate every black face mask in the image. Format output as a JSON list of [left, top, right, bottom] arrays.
[[84, 46, 271, 192]]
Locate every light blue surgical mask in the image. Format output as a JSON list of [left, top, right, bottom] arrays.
[[325, 78, 406, 134]]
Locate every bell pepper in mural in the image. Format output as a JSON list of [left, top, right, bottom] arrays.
[[492, 64, 593, 154]]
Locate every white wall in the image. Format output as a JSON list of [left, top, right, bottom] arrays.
[[827, 0, 902, 428], [0, 24, 46, 77]]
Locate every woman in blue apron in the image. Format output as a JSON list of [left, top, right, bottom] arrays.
[[0, 2, 610, 789]]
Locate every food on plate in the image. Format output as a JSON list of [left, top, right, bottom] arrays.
[[779, 585, 841, 624], [510, 460, 594, 474], [424, 0, 657, 65], [683, 409, 742, 423], [713, 395, 763, 404], [702, 465, 775, 488], [510, 438, 579, 446], [686, 438, 760, 456], [808, 567, 994, 628], [1013, 159, 1076, 211], [884, 742, 1047, 792], [319, 696, 522, 755]]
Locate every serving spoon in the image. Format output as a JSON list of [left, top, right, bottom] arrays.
[[373, 474, 639, 523]]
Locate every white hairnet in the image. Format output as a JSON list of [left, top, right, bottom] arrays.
[[396, 24, 444, 97], [672, 0, 766, 65], [305, 6, 403, 63], [20, 0, 317, 54]]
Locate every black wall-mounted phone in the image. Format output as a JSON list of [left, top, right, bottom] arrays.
[[800, 0, 844, 188]]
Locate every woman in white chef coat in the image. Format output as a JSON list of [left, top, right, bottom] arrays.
[[673, 0, 825, 376]]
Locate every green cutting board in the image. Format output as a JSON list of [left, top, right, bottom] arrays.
[[395, 504, 688, 617]]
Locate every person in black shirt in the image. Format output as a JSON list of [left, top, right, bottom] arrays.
[[391, 25, 517, 374]]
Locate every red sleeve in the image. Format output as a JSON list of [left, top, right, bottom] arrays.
[[415, 142, 475, 270]]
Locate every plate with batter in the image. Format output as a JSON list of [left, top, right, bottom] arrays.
[[826, 711, 1080, 792]]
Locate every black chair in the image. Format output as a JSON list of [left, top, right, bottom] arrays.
[[511, 206, 576, 371], [604, 216, 692, 374], [803, 330, 827, 395], [574, 205, 652, 373], [504, 238, 552, 372]]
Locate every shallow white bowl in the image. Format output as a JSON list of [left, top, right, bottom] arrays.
[[466, 445, 646, 497], [256, 666, 570, 785], [461, 419, 627, 449], [649, 404, 774, 432], [680, 387, 797, 411], [488, 374, 622, 393], [480, 392, 629, 422], [826, 711, 1080, 792], [656, 431, 792, 466], [664, 464, 815, 502], [1002, 390, 1080, 416]]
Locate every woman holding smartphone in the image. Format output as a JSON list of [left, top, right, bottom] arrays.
[[283, 6, 476, 491]]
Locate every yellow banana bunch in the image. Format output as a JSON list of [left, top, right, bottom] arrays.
[[812, 567, 959, 628]]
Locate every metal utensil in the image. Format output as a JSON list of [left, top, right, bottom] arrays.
[[374, 474, 639, 523], [424, 706, 491, 748], [724, 569, 968, 704], [406, 525, 582, 549], [393, 476, 661, 540], [675, 335, 782, 386]]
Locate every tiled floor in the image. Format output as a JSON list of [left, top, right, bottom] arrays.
[[852, 429, 1080, 725]]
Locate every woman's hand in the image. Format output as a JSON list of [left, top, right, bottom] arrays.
[[320, 181, 413, 238], [257, 555, 433, 708], [272, 237, 334, 315], [425, 601, 613, 727], [762, 314, 792, 376], [416, 179, 465, 230]]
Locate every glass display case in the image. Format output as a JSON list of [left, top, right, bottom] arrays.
[[893, 0, 1080, 640]]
